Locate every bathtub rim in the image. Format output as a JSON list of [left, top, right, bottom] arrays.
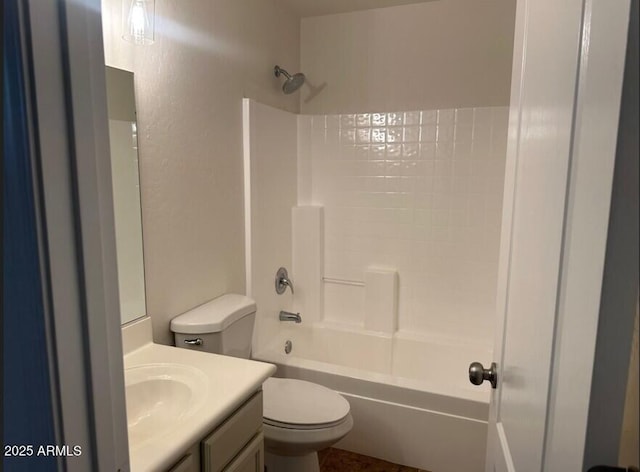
[[253, 349, 489, 422]]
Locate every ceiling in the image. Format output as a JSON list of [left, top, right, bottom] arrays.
[[281, 0, 437, 18]]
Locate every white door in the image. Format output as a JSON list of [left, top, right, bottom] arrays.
[[479, 0, 632, 471]]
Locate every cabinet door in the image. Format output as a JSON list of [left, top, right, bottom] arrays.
[[202, 391, 263, 472], [223, 433, 264, 472], [168, 453, 196, 472]]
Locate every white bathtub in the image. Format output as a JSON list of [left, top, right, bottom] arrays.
[[253, 323, 492, 472]]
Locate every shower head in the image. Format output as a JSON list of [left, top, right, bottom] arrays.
[[274, 65, 305, 94]]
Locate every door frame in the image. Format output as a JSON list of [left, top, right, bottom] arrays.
[[18, 0, 130, 470], [487, 0, 633, 470]]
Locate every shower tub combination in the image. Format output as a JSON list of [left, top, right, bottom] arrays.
[[253, 323, 492, 472], [244, 97, 507, 471]]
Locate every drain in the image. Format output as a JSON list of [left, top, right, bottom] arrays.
[[284, 340, 292, 354]]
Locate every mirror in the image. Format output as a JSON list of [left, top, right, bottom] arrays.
[[105, 66, 147, 324]]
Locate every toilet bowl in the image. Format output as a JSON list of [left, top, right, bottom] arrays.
[[170, 294, 353, 472], [262, 377, 353, 472]]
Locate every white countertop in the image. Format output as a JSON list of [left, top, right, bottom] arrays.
[[124, 342, 275, 471]]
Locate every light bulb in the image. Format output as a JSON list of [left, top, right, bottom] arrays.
[[122, 0, 155, 45]]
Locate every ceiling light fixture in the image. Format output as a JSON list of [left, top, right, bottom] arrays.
[[122, 0, 155, 45]]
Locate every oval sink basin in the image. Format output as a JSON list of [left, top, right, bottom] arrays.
[[125, 363, 207, 448]]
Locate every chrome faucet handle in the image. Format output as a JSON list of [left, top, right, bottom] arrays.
[[275, 267, 294, 295]]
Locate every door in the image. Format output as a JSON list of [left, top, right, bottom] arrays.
[[8, 0, 131, 470], [477, 0, 632, 471], [4, 1, 59, 470]]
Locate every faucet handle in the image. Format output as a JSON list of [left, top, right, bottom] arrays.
[[275, 267, 294, 295]]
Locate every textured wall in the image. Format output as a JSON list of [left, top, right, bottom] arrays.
[[102, 0, 300, 344], [300, 0, 516, 114]]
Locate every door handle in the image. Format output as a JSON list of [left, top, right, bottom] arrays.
[[469, 361, 498, 389]]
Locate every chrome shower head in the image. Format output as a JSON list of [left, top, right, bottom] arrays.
[[274, 65, 305, 94]]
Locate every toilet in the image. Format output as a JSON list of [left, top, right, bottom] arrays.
[[170, 293, 353, 472]]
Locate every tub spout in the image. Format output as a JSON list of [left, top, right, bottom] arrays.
[[279, 311, 302, 323]]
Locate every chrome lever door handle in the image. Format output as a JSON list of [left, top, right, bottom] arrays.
[[469, 361, 498, 389]]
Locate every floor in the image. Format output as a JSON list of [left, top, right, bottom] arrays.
[[318, 448, 430, 472]]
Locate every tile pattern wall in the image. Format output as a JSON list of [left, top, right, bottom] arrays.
[[299, 107, 508, 341]]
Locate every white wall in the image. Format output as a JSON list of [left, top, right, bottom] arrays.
[[101, 0, 300, 344], [243, 100, 298, 353], [299, 107, 508, 342], [300, 0, 516, 114]]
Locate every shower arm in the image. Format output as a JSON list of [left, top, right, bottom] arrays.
[[274, 66, 292, 80]]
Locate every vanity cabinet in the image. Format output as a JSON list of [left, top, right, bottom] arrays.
[[202, 391, 264, 472], [167, 391, 264, 472]]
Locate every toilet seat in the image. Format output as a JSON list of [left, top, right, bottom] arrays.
[[263, 416, 348, 430], [262, 378, 350, 430]]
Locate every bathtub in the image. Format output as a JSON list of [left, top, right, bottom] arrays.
[[252, 323, 492, 472]]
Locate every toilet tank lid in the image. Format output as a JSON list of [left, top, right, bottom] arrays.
[[170, 294, 256, 334]]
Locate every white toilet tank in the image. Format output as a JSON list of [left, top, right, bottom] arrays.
[[170, 294, 256, 359]]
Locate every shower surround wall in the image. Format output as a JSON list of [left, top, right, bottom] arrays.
[[243, 100, 298, 353], [298, 107, 508, 344], [245, 98, 508, 365]]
